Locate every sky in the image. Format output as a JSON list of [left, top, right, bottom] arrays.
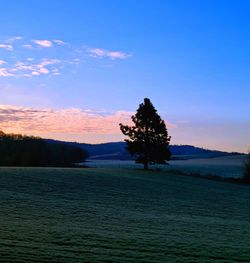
[[0, 0, 249, 152]]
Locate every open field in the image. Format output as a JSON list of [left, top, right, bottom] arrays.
[[87, 154, 246, 178], [168, 155, 246, 178], [0, 166, 250, 262]]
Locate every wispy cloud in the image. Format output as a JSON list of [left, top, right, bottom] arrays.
[[0, 36, 132, 78], [5, 36, 23, 43], [32, 39, 53, 48], [0, 58, 61, 77], [0, 68, 14, 77], [0, 105, 133, 135], [88, 48, 131, 60], [18, 58, 60, 76], [53, 39, 67, 46], [22, 44, 33, 49], [0, 104, 175, 136], [0, 44, 13, 51]]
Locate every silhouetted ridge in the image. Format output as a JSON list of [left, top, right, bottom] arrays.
[[45, 139, 242, 160], [0, 131, 88, 167]]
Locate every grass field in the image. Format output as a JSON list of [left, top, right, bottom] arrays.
[[88, 154, 246, 178], [1, 166, 250, 262], [168, 155, 246, 178]]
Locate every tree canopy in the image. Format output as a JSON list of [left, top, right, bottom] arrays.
[[120, 98, 171, 170], [0, 131, 88, 167], [243, 152, 250, 183]]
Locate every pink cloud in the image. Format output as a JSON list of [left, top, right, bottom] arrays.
[[0, 105, 176, 143], [32, 40, 53, 48], [0, 105, 132, 135]]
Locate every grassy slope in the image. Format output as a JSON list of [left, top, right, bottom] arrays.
[[0, 167, 250, 262]]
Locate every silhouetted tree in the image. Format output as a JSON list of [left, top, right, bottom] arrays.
[[120, 98, 171, 170], [243, 152, 250, 183]]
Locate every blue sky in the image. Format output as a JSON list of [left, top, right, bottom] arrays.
[[0, 0, 249, 152]]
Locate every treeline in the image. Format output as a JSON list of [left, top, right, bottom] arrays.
[[0, 131, 88, 167]]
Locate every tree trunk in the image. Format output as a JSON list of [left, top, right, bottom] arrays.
[[144, 124, 149, 171]]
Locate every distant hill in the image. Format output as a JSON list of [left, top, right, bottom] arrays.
[[45, 139, 243, 160]]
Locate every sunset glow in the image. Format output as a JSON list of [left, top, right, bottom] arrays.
[[0, 1, 249, 152]]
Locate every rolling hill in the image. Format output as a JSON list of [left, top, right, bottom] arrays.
[[45, 139, 243, 160]]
